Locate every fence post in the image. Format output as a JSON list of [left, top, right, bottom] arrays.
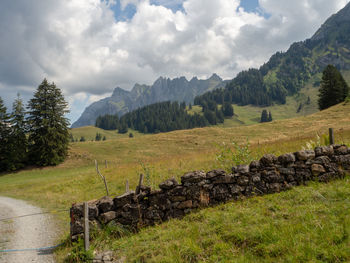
[[105, 160, 108, 168], [84, 202, 90, 251], [329, 128, 334, 145], [125, 180, 129, 193], [136, 174, 144, 194]]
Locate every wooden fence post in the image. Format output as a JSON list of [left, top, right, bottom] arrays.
[[125, 180, 129, 193], [329, 128, 334, 145], [84, 202, 90, 251], [105, 160, 108, 168], [136, 174, 144, 194], [95, 160, 109, 196]]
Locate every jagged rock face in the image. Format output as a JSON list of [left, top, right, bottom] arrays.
[[71, 74, 225, 128]]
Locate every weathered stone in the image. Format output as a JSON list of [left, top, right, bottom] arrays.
[[168, 186, 186, 196], [278, 153, 296, 164], [177, 200, 193, 209], [114, 192, 135, 208], [260, 154, 278, 167], [186, 185, 202, 200], [97, 196, 114, 214], [317, 172, 337, 182], [99, 211, 118, 224], [206, 169, 226, 179], [311, 164, 326, 175], [249, 160, 260, 169], [169, 195, 187, 202], [278, 167, 295, 176], [71, 200, 99, 220], [236, 165, 250, 174], [236, 175, 250, 186], [71, 220, 84, 235], [334, 145, 349, 155], [211, 184, 230, 200], [295, 168, 311, 182], [136, 185, 151, 195], [144, 208, 164, 221], [295, 150, 315, 161], [268, 183, 281, 193], [315, 146, 334, 157], [211, 174, 236, 184], [159, 178, 179, 190], [261, 170, 284, 183], [181, 171, 206, 184], [251, 173, 261, 183], [228, 184, 243, 195]]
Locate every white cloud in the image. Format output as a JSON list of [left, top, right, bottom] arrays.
[[0, 0, 349, 122]]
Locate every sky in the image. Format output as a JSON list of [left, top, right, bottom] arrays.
[[0, 0, 349, 124]]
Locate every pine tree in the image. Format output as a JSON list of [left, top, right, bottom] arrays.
[[260, 109, 268, 123], [0, 97, 11, 172], [9, 94, 28, 170], [318, 65, 349, 110], [268, 111, 273, 122], [222, 102, 234, 117], [27, 79, 70, 166], [95, 132, 102, 141]]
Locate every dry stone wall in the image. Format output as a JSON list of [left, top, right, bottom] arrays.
[[70, 145, 350, 240]]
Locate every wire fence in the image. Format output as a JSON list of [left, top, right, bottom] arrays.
[[0, 208, 69, 253]]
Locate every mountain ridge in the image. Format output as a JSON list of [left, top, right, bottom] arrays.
[[71, 74, 226, 128]]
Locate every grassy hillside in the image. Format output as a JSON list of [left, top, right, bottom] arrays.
[[0, 102, 350, 261], [69, 126, 142, 141]]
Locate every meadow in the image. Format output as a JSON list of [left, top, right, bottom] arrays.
[[0, 102, 350, 262]]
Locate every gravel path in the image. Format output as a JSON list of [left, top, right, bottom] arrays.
[[0, 197, 58, 263]]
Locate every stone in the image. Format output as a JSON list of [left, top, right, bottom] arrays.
[[295, 150, 315, 161], [211, 174, 236, 184], [71, 220, 84, 235], [236, 165, 250, 174], [315, 146, 334, 157], [278, 153, 296, 164], [206, 169, 226, 179], [249, 160, 260, 169], [71, 200, 99, 220], [334, 145, 349, 155], [99, 211, 118, 224], [159, 178, 179, 190], [228, 184, 243, 195], [169, 196, 187, 202], [97, 196, 114, 214], [177, 200, 193, 209], [181, 171, 206, 184], [311, 164, 326, 175], [251, 174, 261, 183], [236, 175, 250, 186], [113, 192, 135, 208], [211, 184, 230, 200], [260, 154, 278, 167], [278, 167, 295, 176], [199, 190, 210, 206], [168, 186, 186, 196]]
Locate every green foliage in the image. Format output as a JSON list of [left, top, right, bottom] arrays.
[[64, 238, 93, 263], [302, 133, 330, 150], [79, 136, 86, 142], [27, 79, 70, 166], [102, 136, 106, 141], [318, 65, 349, 110], [216, 140, 254, 172], [97, 101, 211, 134], [129, 132, 134, 138], [222, 102, 234, 117], [0, 96, 12, 172], [95, 132, 102, 141], [8, 94, 28, 170]]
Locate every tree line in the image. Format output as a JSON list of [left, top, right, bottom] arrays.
[[95, 100, 236, 133], [0, 79, 70, 172]]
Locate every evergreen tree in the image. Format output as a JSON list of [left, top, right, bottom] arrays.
[[0, 97, 11, 172], [222, 102, 234, 117], [95, 132, 102, 141], [27, 79, 70, 166], [9, 94, 28, 170], [118, 122, 128, 134], [102, 136, 106, 141], [318, 65, 349, 110], [260, 109, 269, 123], [268, 111, 273, 122], [80, 136, 86, 142]]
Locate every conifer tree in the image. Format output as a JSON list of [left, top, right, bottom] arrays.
[[268, 111, 273, 122], [0, 97, 11, 172], [222, 102, 234, 117], [318, 65, 349, 110], [260, 109, 268, 123], [27, 79, 70, 166], [9, 94, 27, 170]]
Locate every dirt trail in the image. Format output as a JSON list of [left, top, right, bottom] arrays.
[[0, 197, 58, 263]]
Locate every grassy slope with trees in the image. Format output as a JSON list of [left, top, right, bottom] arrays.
[[1, 102, 350, 261]]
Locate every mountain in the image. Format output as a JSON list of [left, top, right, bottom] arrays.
[[195, 2, 350, 108], [71, 74, 225, 128]]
